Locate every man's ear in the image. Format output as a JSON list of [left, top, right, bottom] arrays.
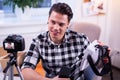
[[67, 22, 71, 28]]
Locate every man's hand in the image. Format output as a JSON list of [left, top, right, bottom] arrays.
[[97, 40, 111, 64]]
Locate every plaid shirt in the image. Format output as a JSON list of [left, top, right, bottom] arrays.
[[21, 29, 90, 80]]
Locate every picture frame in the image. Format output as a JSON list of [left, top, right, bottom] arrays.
[[82, 0, 106, 16]]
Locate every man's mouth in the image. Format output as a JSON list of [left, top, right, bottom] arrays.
[[53, 32, 59, 36], [52, 31, 60, 36]]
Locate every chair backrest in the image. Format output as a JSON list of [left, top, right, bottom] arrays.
[[69, 22, 101, 42]]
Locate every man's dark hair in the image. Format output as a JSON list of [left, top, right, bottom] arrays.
[[49, 2, 73, 22]]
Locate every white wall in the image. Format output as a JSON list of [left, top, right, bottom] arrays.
[[107, 0, 120, 51], [105, 0, 120, 68]]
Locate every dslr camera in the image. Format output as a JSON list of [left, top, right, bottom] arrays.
[[3, 34, 25, 53]]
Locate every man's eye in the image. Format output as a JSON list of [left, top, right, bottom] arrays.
[[51, 21, 55, 24], [59, 23, 64, 27]]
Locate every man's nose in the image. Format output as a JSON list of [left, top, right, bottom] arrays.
[[54, 24, 60, 30]]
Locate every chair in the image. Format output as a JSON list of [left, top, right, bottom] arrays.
[[69, 22, 101, 42], [35, 61, 46, 76], [69, 22, 102, 80]]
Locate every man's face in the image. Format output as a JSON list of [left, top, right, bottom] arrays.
[[48, 11, 69, 44]]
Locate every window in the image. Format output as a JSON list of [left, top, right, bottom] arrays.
[[34, 0, 51, 8], [0, 0, 55, 17], [0, 0, 2, 9]]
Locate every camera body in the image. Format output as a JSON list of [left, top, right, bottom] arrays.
[[81, 40, 111, 76], [3, 34, 25, 53]]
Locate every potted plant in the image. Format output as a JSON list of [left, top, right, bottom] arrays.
[[3, 0, 44, 13]]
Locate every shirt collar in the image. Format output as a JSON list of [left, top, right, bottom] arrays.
[[46, 29, 71, 46]]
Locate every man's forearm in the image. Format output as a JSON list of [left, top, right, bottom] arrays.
[[21, 68, 46, 80]]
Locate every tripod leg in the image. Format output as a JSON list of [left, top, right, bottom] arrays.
[[3, 61, 14, 80], [8, 66, 14, 80], [14, 63, 24, 80], [3, 53, 24, 80], [3, 66, 14, 80], [3, 72, 7, 80]]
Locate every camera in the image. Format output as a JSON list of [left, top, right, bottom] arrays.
[[82, 40, 111, 76], [3, 34, 25, 53]]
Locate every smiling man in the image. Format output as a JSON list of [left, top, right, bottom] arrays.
[[48, 11, 69, 44], [21, 2, 90, 80]]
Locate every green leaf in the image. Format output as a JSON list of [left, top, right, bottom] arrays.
[[3, 0, 44, 13]]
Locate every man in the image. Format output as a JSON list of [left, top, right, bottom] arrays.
[[21, 2, 90, 80]]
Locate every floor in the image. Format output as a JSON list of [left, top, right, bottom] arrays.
[[102, 66, 120, 80]]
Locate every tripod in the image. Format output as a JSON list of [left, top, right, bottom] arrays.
[[3, 52, 24, 80]]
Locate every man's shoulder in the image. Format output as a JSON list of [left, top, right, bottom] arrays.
[[68, 30, 87, 38], [37, 31, 48, 39], [33, 31, 48, 42]]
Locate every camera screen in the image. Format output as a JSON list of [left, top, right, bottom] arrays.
[[4, 42, 14, 49]]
